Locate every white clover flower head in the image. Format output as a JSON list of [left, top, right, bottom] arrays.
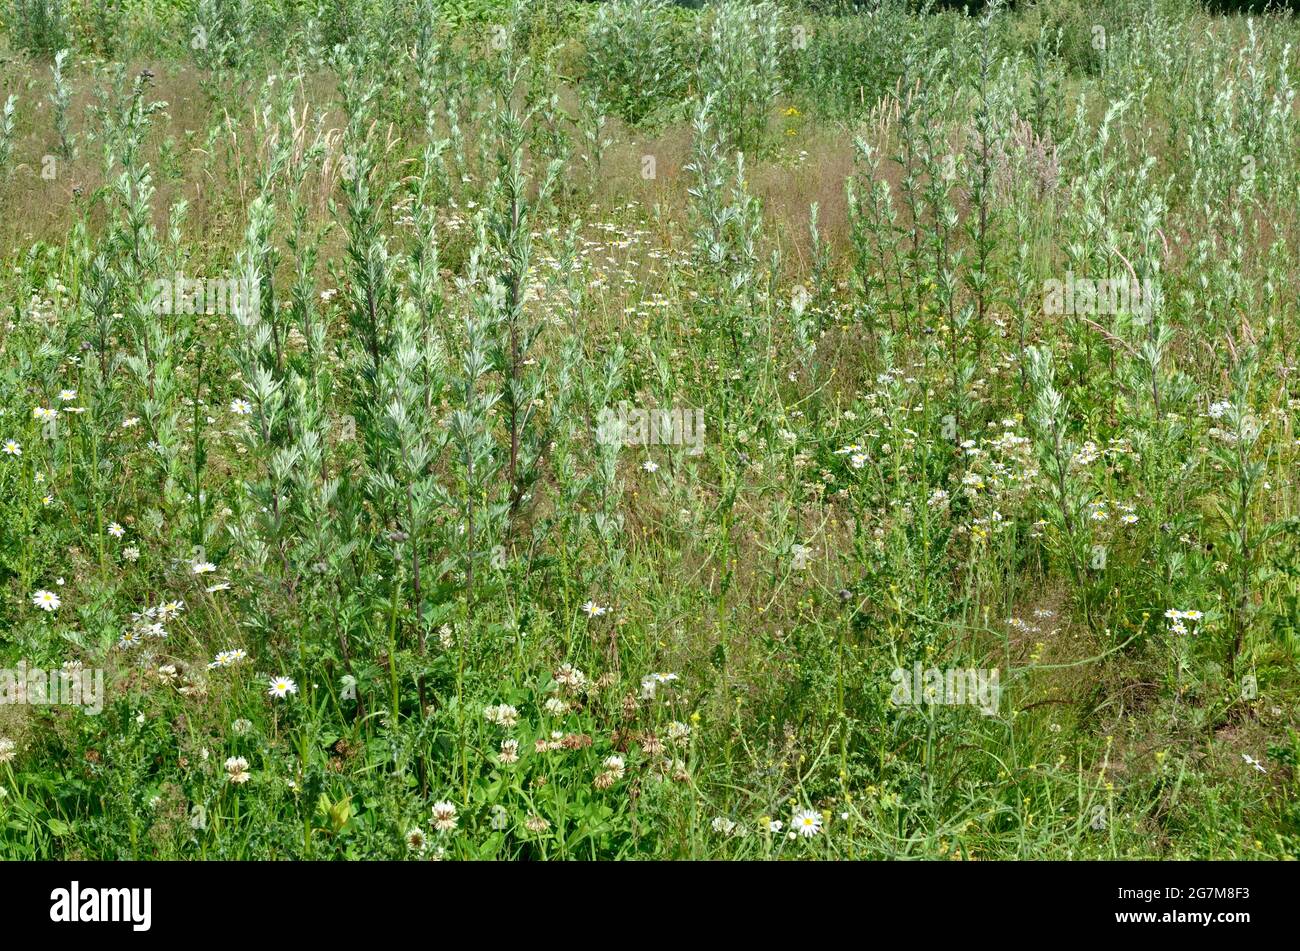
[[430, 801, 458, 833], [483, 703, 519, 729], [224, 756, 251, 783]]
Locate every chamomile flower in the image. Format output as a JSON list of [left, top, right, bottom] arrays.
[[156, 600, 186, 619], [58, 389, 76, 402], [267, 675, 298, 698], [107, 521, 125, 538], [2, 440, 20, 456], [581, 600, 607, 618], [192, 561, 216, 574], [229, 398, 253, 416], [31, 589, 60, 612], [792, 808, 823, 837], [641, 459, 659, 473]]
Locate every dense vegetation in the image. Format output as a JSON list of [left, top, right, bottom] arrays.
[[1, 0, 1299, 859]]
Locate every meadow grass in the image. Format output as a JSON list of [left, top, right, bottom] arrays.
[[0, 0, 1298, 860]]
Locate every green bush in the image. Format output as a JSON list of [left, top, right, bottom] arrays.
[[5, 0, 70, 55], [584, 0, 694, 127]]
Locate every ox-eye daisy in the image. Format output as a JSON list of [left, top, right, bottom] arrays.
[[32, 589, 60, 611], [792, 808, 823, 837], [268, 675, 298, 698]]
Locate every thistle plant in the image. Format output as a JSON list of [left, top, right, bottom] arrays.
[[0, 95, 15, 178], [1209, 349, 1281, 671], [846, 135, 901, 338], [1026, 345, 1092, 623], [337, 48, 400, 436], [685, 95, 763, 368], [576, 88, 613, 191], [49, 49, 73, 160], [484, 32, 564, 518]]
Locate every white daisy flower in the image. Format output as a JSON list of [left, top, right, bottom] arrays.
[[32, 589, 60, 612], [792, 808, 823, 837], [267, 675, 298, 698]]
